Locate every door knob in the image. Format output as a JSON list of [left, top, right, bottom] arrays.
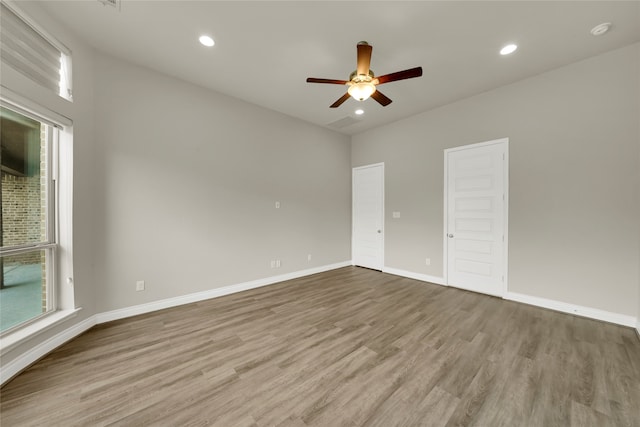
[[377, 230, 382, 233], [448, 234, 454, 238]]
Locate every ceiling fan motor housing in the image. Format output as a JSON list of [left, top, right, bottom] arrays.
[[349, 69, 375, 82]]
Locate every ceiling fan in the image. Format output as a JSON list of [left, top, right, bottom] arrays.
[[306, 41, 423, 108]]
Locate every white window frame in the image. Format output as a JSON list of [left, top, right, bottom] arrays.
[[0, 88, 77, 352], [0, 102, 56, 332]]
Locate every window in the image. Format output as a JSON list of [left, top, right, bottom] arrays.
[[0, 1, 72, 100], [0, 105, 58, 333]]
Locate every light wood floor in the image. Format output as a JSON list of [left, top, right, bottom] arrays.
[[1, 267, 639, 426]]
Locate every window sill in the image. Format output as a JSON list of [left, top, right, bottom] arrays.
[[0, 307, 82, 356]]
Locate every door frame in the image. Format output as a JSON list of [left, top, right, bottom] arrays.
[[352, 162, 385, 269], [443, 138, 509, 296]]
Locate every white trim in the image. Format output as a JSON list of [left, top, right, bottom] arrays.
[[0, 261, 351, 386], [443, 153, 449, 285], [0, 309, 90, 385], [1, 86, 72, 127], [0, 308, 83, 355], [95, 261, 352, 324], [56, 125, 74, 311], [383, 266, 637, 329], [443, 137, 509, 296], [2, 263, 636, 386], [383, 267, 447, 286], [446, 138, 510, 153], [352, 163, 385, 271], [505, 292, 636, 328]]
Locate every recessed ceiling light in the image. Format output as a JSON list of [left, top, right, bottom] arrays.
[[355, 109, 364, 115], [199, 35, 215, 47], [500, 44, 518, 55], [590, 23, 612, 36]]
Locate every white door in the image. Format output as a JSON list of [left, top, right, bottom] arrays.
[[445, 139, 508, 297], [353, 163, 384, 270]]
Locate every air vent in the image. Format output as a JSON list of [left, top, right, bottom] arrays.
[[327, 116, 360, 129], [98, 0, 120, 8]]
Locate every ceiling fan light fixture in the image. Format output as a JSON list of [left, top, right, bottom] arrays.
[[348, 81, 376, 101]]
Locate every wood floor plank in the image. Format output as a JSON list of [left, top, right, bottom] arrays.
[[2, 267, 639, 426]]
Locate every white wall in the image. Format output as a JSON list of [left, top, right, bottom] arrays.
[[352, 43, 640, 319], [92, 54, 351, 312]]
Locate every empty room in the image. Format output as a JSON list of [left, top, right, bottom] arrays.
[[1, 1, 639, 426]]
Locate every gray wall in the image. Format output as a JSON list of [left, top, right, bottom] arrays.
[[1, 2, 351, 373], [92, 54, 351, 312], [352, 43, 640, 318], [2, 2, 638, 381]]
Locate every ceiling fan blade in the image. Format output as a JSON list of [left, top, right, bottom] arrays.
[[307, 77, 349, 85], [356, 42, 373, 76], [330, 93, 351, 108], [376, 67, 423, 85], [371, 90, 392, 106]]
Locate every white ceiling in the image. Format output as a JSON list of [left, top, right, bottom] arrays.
[[35, 1, 640, 135]]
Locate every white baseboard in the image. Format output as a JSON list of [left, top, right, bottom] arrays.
[[383, 267, 447, 287], [0, 315, 95, 385], [1, 261, 351, 387], [505, 291, 637, 328], [0, 308, 83, 356], [3, 261, 635, 386], [95, 261, 352, 324], [382, 266, 637, 329]]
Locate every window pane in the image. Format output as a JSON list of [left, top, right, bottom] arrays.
[[0, 249, 50, 332], [1, 106, 48, 247]]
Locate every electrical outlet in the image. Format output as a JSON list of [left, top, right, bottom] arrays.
[[136, 280, 145, 291], [275, 259, 281, 268], [425, 258, 431, 266], [270, 260, 276, 268], [307, 254, 312, 261], [275, 201, 280, 209]]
